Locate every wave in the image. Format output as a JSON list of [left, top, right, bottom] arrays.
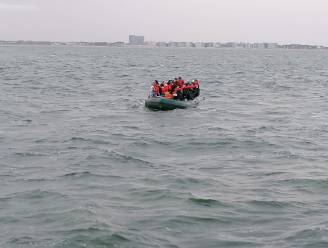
[[1, 189, 67, 201], [127, 188, 180, 202], [180, 238, 261, 248], [187, 197, 229, 208], [61, 171, 123, 180], [170, 136, 278, 152], [65, 136, 114, 145], [164, 214, 232, 226], [56, 233, 132, 248], [284, 225, 328, 247], [245, 199, 305, 209], [13, 152, 46, 157], [107, 150, 155, 167], [278, 178, 328, 190]]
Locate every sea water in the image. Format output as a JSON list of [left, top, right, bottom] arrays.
[[1, 45, 328, 247]]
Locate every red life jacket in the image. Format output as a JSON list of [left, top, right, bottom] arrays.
[[173, 86, 182, 94], [177, 79, 184, 87], [193, 80, 199, 89], [163, 85, 169, 93], [153, 84, 160, 95]]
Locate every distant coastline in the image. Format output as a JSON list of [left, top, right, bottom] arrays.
[[1, 40, 327, 50]]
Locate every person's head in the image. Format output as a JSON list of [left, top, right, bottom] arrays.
[[174, 78, 177, 80], [178, 76, 182, 80]]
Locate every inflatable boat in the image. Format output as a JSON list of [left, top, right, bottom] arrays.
[[145, 97, 189, 110]]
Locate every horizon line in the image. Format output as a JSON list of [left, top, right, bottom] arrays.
[[1, 39, 327, 47]]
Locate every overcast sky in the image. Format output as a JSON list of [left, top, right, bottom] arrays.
[[1, 0, 327, 45]]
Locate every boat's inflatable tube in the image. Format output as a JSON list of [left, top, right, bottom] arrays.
[[145, 97, 189, 110]]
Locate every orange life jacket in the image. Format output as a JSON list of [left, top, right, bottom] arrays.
[[164, 91, 173, 99]]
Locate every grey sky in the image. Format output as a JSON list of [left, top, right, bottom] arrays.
[[1, 0, 327, 45]]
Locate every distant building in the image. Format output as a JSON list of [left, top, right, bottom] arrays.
[[144, 41, 156, 47], [253, 43, 265, 49], [93, 42, 109, 46], [129, 35, 144, 45], [242, 43, 252, 49], [222, 42, 237, 48], [109, 42, 125, 47], [156, 42, 168, 47], [264, 43, 278, 49], [282, 44, 318, 49], [204, 42, 214, 48], [194, 42, 205, 48], [213, 42, 222, 48], [168, 42, 178, 47], [235, 42, 245, 48], [176, 42, 187, 47]]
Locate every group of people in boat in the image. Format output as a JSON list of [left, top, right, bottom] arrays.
[[150, 77, 200, 100]]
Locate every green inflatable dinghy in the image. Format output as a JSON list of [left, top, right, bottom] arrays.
[[145, 97, 189, 110]]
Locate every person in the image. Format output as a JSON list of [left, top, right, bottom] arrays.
[[183, 82, 194, 100], [192, 79, 200, 97], [150, 80, 160, 97], [177, 76, 185, 87], [159, 82, 165, 96], [173, 78, 179, 87], [172, 85, 184, 100], [167, 81, 173, 93], [172, 79, 179, 93], [161, 81, 169, 95]]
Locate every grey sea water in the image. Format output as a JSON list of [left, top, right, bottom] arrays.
[[1, 45, 328, 248]]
